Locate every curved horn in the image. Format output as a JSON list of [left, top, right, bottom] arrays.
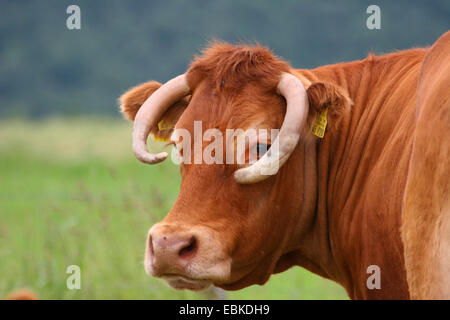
[[234, 72, 309, 184], [133, 74, 190, 164]]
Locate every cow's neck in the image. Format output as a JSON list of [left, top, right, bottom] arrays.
[[290, 50, 425, 299], [286, 60, 371, 291]]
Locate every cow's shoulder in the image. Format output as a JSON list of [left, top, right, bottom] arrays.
[[417, 31, 450, 105]]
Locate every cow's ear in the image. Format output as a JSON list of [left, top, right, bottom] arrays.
[[306, 82, 352, 135], [119, 81, 189, 141]]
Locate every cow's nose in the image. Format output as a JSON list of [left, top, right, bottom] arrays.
[[148, 231, 198, 275]]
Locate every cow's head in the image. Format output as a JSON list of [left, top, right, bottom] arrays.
[[120, 42, 351, 291]]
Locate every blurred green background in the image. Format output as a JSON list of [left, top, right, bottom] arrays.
[[0, 1, 448, 299]]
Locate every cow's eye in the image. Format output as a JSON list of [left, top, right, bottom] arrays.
[[256, 143, 270, 158]]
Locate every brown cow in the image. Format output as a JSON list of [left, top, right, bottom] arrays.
[[120, 32, 450, 299]]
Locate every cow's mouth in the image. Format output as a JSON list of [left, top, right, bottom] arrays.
[[162, 275, 212, 291]]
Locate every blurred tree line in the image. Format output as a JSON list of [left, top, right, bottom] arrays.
[[0, 0, 448, 118]]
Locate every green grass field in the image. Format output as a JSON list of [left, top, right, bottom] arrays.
[[0, 118, 348, 299]]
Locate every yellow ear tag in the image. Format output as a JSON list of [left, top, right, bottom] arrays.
[[157, 119, 171, 131], [311, 108, 328, 138]]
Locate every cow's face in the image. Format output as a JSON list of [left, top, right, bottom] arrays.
[[149, 81, 303, 291], [120, 43, 351, 291]]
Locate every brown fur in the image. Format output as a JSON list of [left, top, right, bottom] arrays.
[[120, 33, 449, 299], [402, 31, 450, 299], [186, 41, 290, 93]]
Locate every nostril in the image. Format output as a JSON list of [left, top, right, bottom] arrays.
[[149, 235, 154, 259], [178, 236, 197, 259]]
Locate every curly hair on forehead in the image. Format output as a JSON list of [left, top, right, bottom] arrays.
[[186, 40, 291, 92]]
